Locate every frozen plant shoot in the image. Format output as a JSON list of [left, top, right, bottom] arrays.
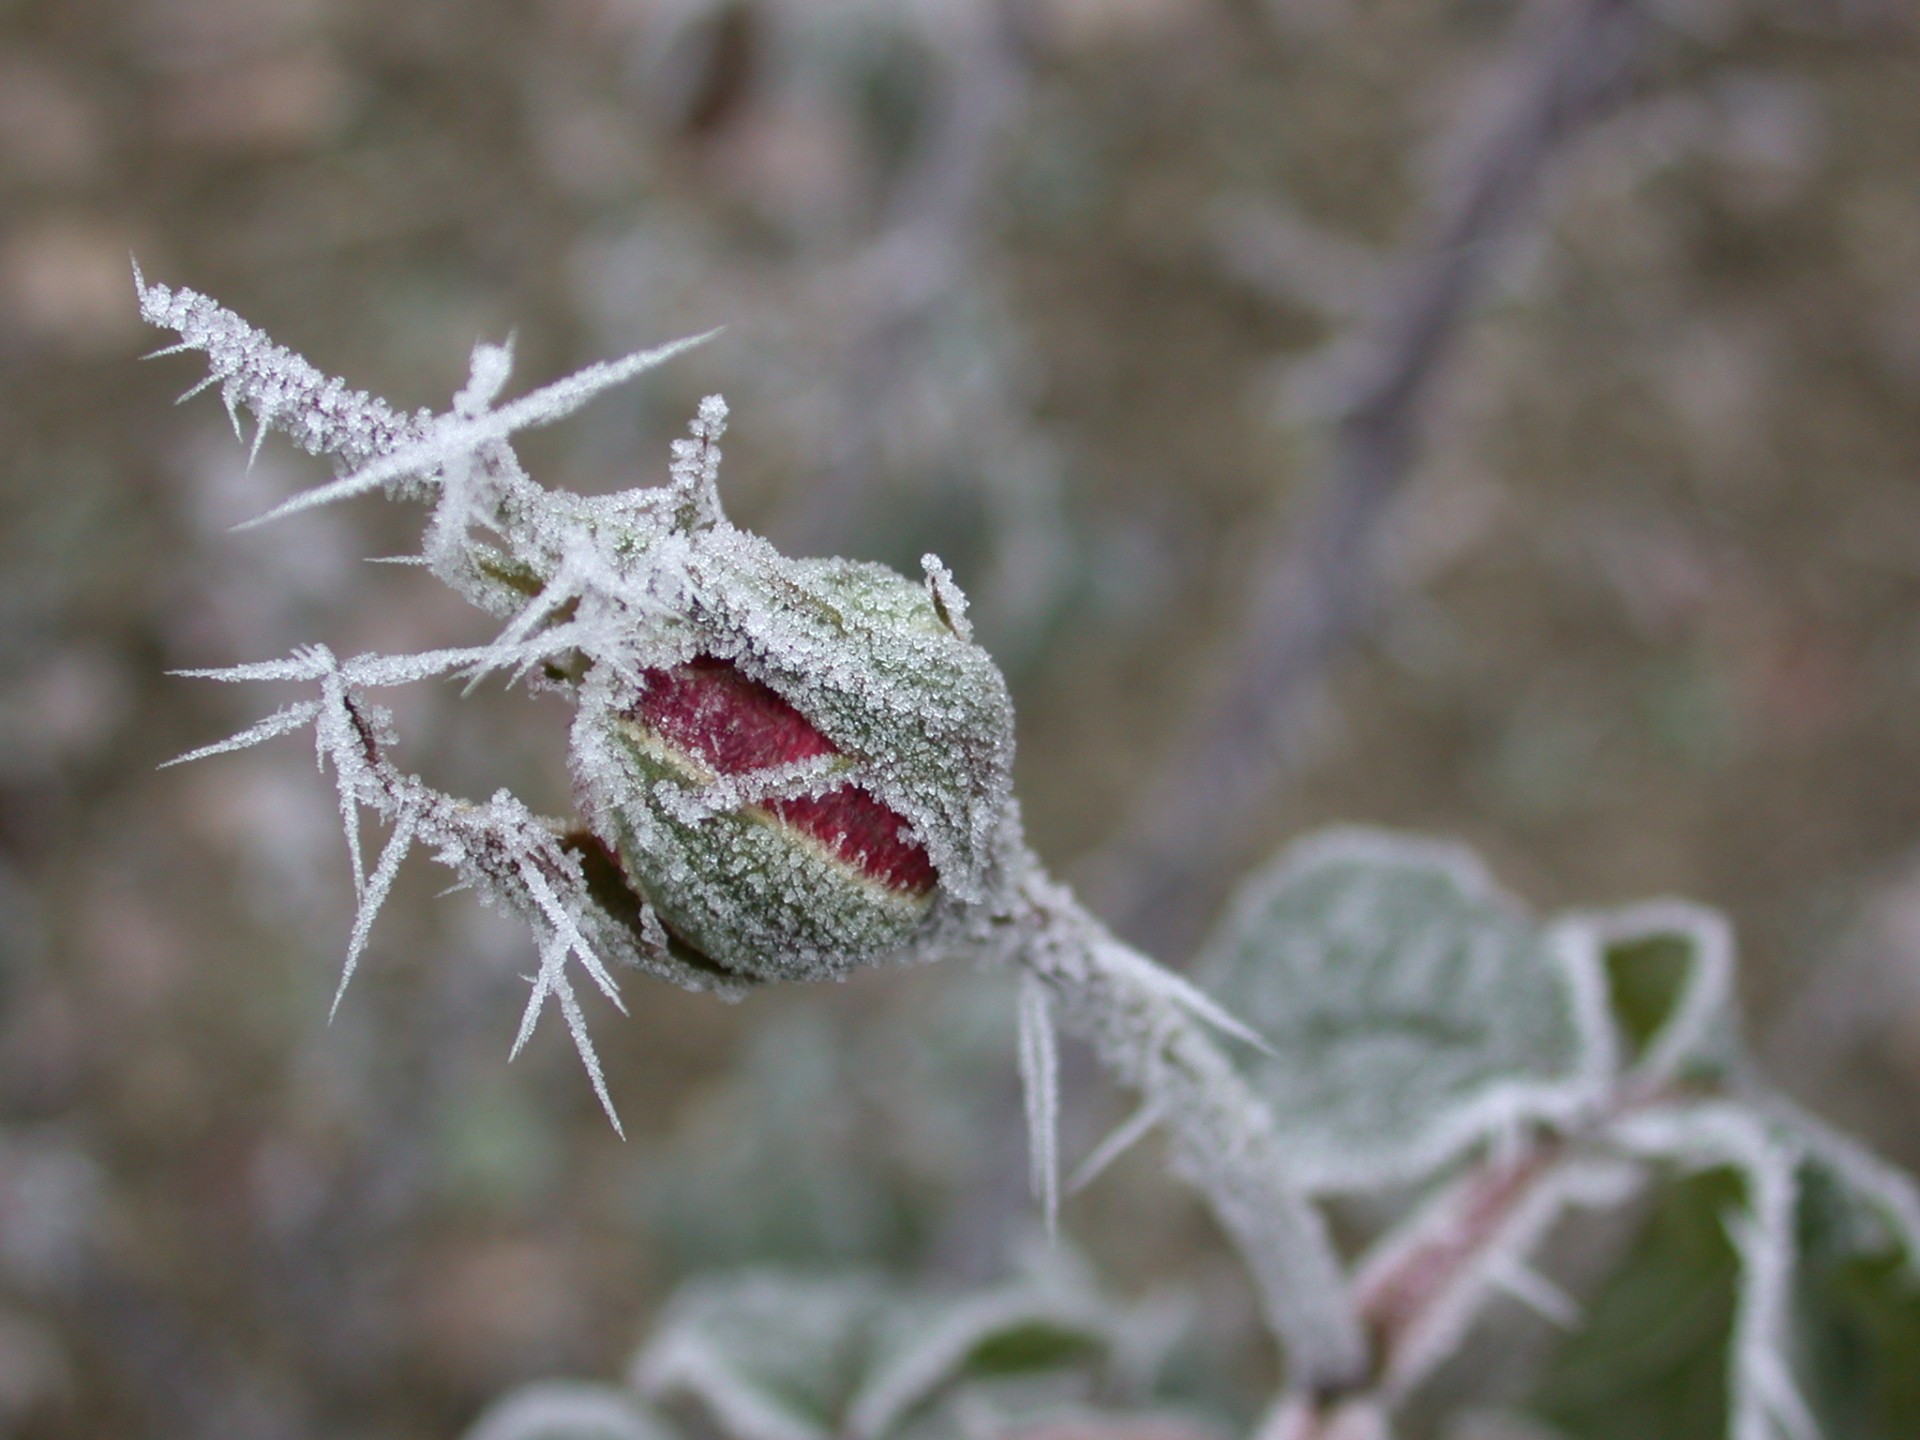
[[141, 269, 1025, 1121], [146, 275, 1920, 1440]]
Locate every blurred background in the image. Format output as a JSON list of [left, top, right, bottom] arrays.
[[3, 0, 1919, 1434]]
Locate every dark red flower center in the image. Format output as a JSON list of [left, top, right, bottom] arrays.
[[631, 657, 937, 896]]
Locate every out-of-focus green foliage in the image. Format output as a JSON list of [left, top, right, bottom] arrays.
[[1533, 1169, 1741, 1440]]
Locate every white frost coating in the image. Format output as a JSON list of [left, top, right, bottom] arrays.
[[137, 265, 432, 473], [234, 329, 720, 529], [1483, 1255, 1582, 1328], [1258, 1396, 1392, 1440], [1551, 899, 1738, 1087], [162, 644, 637, 1131], [1608, 1102, 1817, 1440], [846, 1269, 1119, 1440], [335, 800, 418, 1016], [459, 1382, 673, 1440], [1016, 970, 1060, 1238], [1762, 1094, 1920, 1277], [920, 554, 973, 641], [1001, 863, 1368, 1391], [640, 1344, 825, 1440], [1195, 827, 1614, 1194], [147, 281, 1011, 1083], [631, 1256, 1156, 1440], [147, 280, 1368, 1390], [157, 701, 321, 769], [1068, 1099, 1166, 1197], [1354, 1153, 1642, 1397]]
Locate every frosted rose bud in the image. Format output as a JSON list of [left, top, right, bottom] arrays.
[[572, 537, 1015, 983]]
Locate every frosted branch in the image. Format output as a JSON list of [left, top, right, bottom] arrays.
[[165, 642, 635, 1131], [1093, 0, 1654, 952], [996, 859, 1368, 1392], [238, 328, 719, 530], [136, 265, 429, 472], [1015, 970, 1060, 1238]]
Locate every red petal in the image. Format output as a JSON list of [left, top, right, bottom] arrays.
[[632, 659, 937, 895]]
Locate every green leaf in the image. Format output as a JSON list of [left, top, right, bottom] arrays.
[[1553, 902, 1739, 1086], [1195, 828, 1608, 1190], [631, 1251, 1161, 1440], [1785, 1122, 1920, 1439], [1532, 1169, 1742, 1440], [461, 1383, 680, 1440]]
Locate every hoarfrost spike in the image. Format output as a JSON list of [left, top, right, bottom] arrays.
[[1018, 972, 1061, 1238], [234, 329, 721, 530], [1068, 1099, 1165, 1196]]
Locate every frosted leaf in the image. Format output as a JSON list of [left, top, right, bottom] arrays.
[[1527, 1164, 1745, 1440], [1194, 828, 1612, 1192], [1552, 900, 1741, 1087], [1591, 1086, 1920, 1440], [1608, 1103, 1817, 1440], [460, 1383, 678, 1440], [631, 1254, 1158, 1440], [1758, 1098, 1920, 1438]]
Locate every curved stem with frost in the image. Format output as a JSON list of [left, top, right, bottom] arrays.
[[989, 850, 1371, 1395]]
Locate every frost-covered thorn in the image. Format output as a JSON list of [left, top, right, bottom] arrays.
[[231, 327, 722, 531], [1018, 971, 1061, 1238], [666, 394, 728, 532], [921, 554, 973, 641], [1068, 1099, 1166, 1196], [456, 335, 516, 418], [174, 372, 220, 405], [157, 700, 323, 769]]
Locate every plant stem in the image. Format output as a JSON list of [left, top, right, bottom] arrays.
[[993, 856, 1370, 1394]]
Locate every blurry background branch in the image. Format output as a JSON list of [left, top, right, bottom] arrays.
[[779, 0, 1038, 552], [1086, 0, 1654, 955]]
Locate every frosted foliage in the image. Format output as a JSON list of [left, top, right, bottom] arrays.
[[1599, 1093, 1920, 1440], [1758, 1100, 1920, 1440], [631, 1253, 1152, 1440], [1553, 900, 1741, 1086], [1195, 829, 1607, 1191], [144, 279, 1019, 1112], [460, 1384, 677, 1440]]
